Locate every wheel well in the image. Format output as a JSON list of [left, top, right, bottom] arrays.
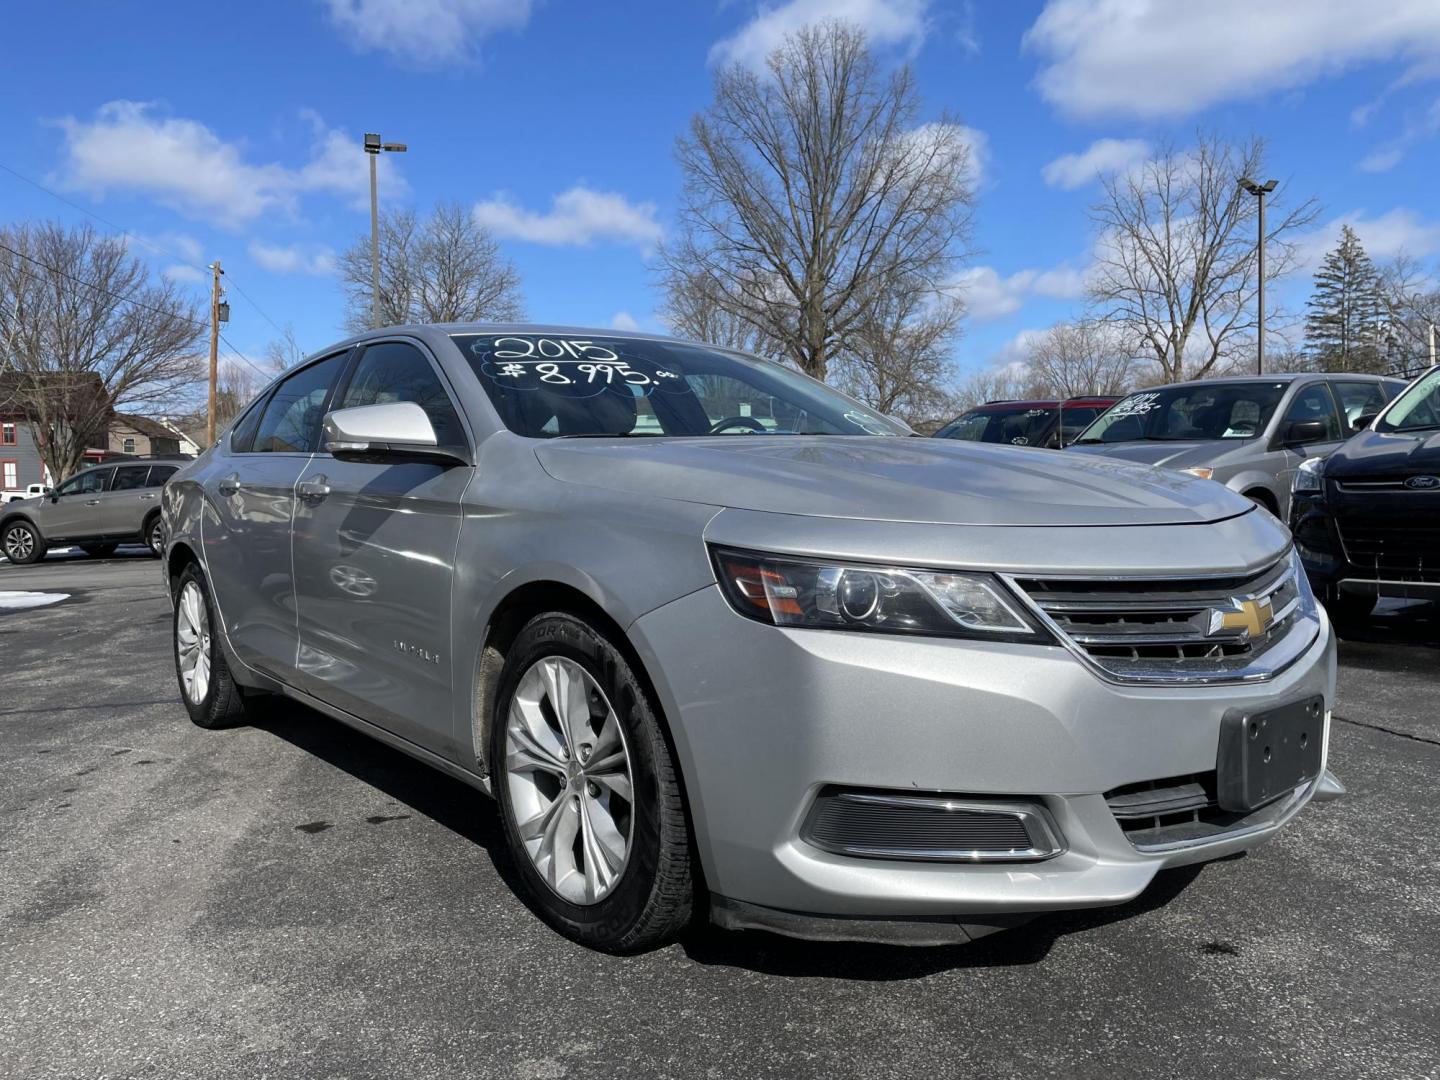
[[474, 579, 706, 895], [0, 513, 34, 533], [167, 541, 198, 594], [1243, 487, 1278, 513]]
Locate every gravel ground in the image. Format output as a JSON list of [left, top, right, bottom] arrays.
[[1, 555, 1437, 1080]]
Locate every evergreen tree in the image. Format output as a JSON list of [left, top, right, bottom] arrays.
[[1305, 225, 1384, 373]]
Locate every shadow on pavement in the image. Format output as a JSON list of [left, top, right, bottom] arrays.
[[250, 695, 1215, 980]]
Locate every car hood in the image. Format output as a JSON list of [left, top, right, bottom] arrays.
[[1065, 439, 1248, 469], [1325, 428, 1440, 478], [534, 436, 1251, 526]]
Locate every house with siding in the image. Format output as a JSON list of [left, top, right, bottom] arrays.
[[0, 372, 111, 494], [109, 413, 183, 457], [0, 412, 48, 495]]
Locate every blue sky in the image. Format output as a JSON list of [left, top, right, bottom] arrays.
[[2, 0, 1439, 392]]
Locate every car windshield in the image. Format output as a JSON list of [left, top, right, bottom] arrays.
[[1075, 382, 1288, 443], [935, 405, 1057, 446], [454, 333, 909, 438], [1377, 367, 1440, 433]]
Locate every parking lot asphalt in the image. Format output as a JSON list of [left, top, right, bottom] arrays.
[[1, 556, 1437, 1080]]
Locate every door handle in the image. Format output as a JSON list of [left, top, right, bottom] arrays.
[[85, 499, 101, 506], [297, 477, 331, 502], [139, 493, 158, 500], [217, 476, 242, 496]]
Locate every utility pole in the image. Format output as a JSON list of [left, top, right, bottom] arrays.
[[207, 260, 223, 447], [363, 133, 407, 329], [1240, 178, 1277, 376]]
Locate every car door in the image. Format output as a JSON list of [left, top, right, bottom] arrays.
[[201, 352, 350, 679], [100, 464, 154, 537], [1272, 382, 1345, 515], [290, 339, 472, 753], [40, 467, 112, 542]]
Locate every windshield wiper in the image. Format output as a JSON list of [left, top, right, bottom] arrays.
[[553, 432, 664, 439]]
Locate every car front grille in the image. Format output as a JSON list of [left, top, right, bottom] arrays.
[[1008, 557, 1313, 684], [1336, 521, 1440, 582], [800, 788, 1063, 862]]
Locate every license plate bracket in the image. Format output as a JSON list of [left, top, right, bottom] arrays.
[[1216, 695, 1325, 813]]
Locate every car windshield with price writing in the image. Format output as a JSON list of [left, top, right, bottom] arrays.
[[455, 333, 908, 439]]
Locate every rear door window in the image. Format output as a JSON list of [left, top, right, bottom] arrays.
[[1330, 381, 1390, 430], [111, 465, 151, 491], [146, 465, 179, 487], [252, 353, 348, 453]]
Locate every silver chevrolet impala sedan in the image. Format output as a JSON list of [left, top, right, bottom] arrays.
[[162, 325, 1341, 952]]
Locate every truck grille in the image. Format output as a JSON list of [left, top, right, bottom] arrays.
[[1008, 556, 1314, 684], [1337, 522, 1440, 582]]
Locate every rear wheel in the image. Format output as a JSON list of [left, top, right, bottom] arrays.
[[173, 562, 248, 729], [2, 520, 45, 564], [145, 513, 165, 556], [490, 612, 694, 953], [80, 543, 119, 558]]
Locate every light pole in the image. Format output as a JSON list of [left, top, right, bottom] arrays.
[[1239, 177, 1277, 375], [364, 133, 407, 329]]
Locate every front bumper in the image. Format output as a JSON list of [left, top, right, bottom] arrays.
[[629, 585, 1337, 933]]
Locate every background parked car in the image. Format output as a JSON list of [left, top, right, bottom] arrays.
[[2, 483, 48, 505], [1065, 372, 1406, 518], [0, 460, 180, 563], [1290, 364, 1440, 633], [932, 396, 1120, 449]]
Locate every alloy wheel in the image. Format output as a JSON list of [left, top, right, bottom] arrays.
[[176, 581, 212, 704], [504, 655, 635, 905], [149, 519, 165, 554], [4, 526, 34, 562]]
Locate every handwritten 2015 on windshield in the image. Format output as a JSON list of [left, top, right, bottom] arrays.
[[472, 337, 682, 391]]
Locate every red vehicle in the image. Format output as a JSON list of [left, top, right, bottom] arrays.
[[933, 396, 1121, 449]]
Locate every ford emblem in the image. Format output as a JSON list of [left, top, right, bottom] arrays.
[[1404, 475, 1440, 490]]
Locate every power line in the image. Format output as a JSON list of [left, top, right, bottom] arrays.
[[0, 238, 271, 384], [0, 159, 292, 343]]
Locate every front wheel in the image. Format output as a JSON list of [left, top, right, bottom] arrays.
[[2, 520, 45, 564], [173, 563, 248, 729], [489, 612, 694, 953]]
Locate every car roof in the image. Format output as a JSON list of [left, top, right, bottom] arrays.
[[1155, 371, 1391, 389]]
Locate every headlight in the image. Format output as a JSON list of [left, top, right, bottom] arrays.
[[1293, 456, 1325, 493], [1181, 467, 1214, 481], [710, 547, 1050, 642]]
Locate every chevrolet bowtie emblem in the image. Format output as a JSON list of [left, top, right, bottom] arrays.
[[1210, 597, 1275, 638]]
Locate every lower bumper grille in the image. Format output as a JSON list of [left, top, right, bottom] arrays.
[[801, 789, 1063, 862], [1337, 522, 1440, 582], [1104, 771, 1308, 850]]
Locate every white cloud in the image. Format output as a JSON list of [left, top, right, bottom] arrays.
[[1024, 0, 1440, 119], [473, 186, 662, 249], [248, 241, 337, 276], [162, 265, 206, 285], [610, 311, 641, 332], [711, 0, 929, 69], [1296, 209, 1440, 270], [1359, 148, 1405, 173], [953, 263, 1090, 322], [1042, 138, 1150, 190], [53, 101, 403, 228], [323, 0, 534, 65]]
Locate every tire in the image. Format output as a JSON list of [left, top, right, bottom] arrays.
[[2, 520, 46, 565], [145, 513, 166, 557], [172, 562, 248, 729], [489, 611, 693, 953], [80, 544, 119, 558]]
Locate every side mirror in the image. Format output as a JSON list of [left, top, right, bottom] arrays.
[[1351, 412, 1379, 433], [322, 403, 461, 463], [1282, 419, 1329, 447]]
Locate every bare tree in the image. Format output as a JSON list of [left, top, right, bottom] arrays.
[[1088, 134, 1319, 383], [263, 325, 306, 372], [833, 281, 964, 426], [1378, 254, 1440, 374], [657, 255, 779, 355], [1021, 319, 1137, 397], [340, 201, 524, 332], [666, 21, 975, 383], [0, 221, 203, 481]]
